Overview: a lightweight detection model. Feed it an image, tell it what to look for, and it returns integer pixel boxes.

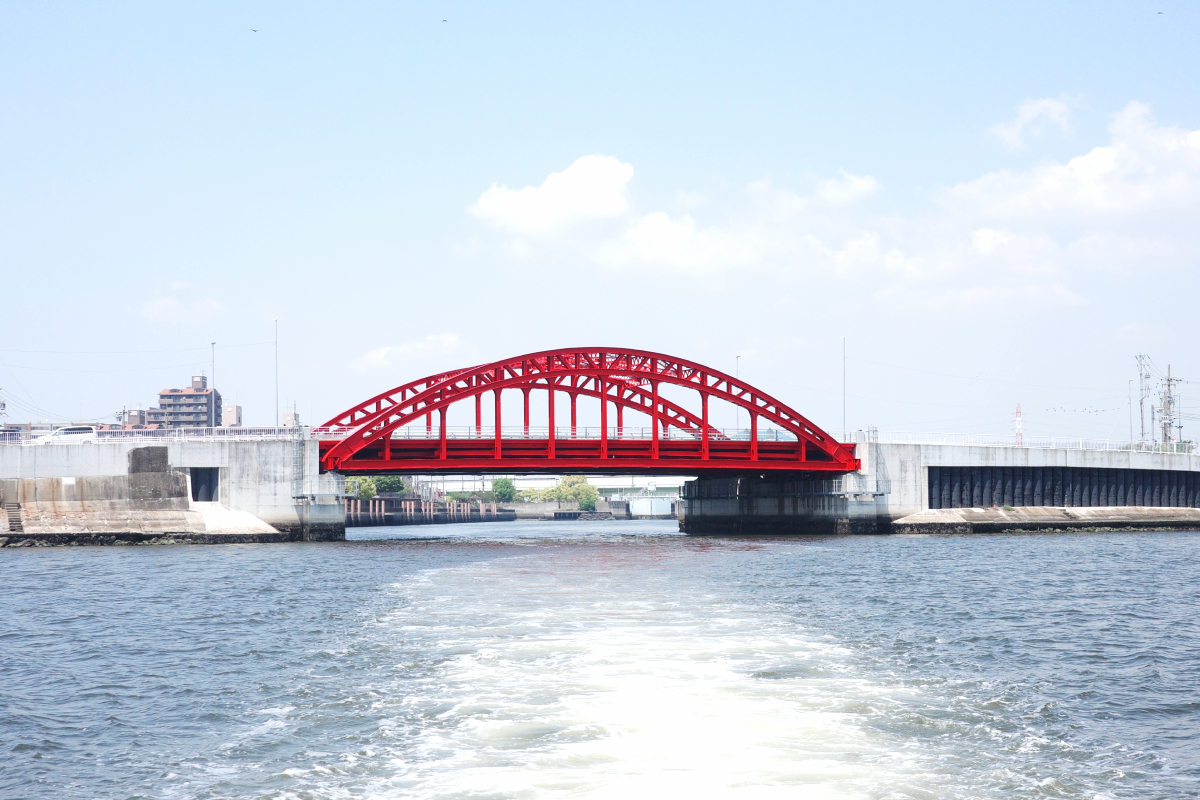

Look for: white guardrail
[854,431,1194,454]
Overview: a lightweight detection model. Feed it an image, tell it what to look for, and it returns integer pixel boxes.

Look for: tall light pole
[211,341,217,427]
[842,336,846,441]
[274,320,279,427]
[1128,379,1134,450]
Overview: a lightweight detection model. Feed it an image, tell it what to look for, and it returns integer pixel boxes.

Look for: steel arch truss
[317,348,859,475]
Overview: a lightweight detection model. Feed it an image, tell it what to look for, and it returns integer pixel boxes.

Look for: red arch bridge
[316,348,859,476]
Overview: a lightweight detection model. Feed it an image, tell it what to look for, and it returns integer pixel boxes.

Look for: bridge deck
[320,435,849,475]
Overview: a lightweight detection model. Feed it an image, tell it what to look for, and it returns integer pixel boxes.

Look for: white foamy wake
[347,552,940,800]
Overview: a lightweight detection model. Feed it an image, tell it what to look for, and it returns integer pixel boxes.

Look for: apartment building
[147,375,223,428]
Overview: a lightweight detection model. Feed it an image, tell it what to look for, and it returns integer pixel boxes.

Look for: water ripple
[1,523,1198,799]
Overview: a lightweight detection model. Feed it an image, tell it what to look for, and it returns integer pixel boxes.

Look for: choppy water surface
[3,523,1199,799]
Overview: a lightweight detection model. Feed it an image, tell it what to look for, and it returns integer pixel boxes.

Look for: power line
[846,356,1112,391]
[0,341,273,355]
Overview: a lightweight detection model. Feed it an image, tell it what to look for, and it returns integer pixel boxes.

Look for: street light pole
[274,320,279,427]
[211,341,217,426]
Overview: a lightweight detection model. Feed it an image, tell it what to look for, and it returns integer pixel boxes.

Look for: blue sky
[2,1,1198,440]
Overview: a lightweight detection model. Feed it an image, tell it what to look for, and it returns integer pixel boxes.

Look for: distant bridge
[316,348,859,475]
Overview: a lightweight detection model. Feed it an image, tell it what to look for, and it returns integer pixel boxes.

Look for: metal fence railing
[855,431,1195,454]
[0,426,305,446]
[313,426,802,442]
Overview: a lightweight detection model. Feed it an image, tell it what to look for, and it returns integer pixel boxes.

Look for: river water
[3,522,1199,799]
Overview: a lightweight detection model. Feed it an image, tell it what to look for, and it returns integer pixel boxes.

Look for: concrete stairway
[5,503,23,532]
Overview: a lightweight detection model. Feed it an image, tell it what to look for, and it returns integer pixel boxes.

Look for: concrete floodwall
[0,436,344,543]
[862,441,1200,520]
[681,441,1200,535]
[506,501,581,519]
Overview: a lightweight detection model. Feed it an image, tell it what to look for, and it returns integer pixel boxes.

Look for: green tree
[348,477,377,501]
[373,475,407,494]
[517,476,598,511]
[492,477,517,502]
[559,475,599,511]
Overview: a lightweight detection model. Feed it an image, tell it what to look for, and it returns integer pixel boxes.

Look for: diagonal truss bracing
[318,348,859,474]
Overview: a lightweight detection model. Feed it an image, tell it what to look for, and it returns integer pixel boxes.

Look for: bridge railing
[0,427,307,445]
[857,431,1196,454]
[312,425,802,442]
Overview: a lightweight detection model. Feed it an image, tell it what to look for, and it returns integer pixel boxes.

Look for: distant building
[146,375,223,429]
[282,411,301,428]
[222,404,242,427]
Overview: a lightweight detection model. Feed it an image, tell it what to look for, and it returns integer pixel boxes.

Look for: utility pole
[274,320,279,428]
[211,342,216,389]
[1160,364,1181,449]
[842,336,846,441]
[1136,354,1151,447]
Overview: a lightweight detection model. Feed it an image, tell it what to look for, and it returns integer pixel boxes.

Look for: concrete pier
[0,433,345,546]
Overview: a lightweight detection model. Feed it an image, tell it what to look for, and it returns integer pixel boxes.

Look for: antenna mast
[1136,354,1151,447]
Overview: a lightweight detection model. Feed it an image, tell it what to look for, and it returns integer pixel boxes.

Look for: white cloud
[141,295,225,321]
[960,102,1200,218]
[594,213,795,275]
[971,227,1014,255]
[988,97,1072,149]
[350,333,461,371]
[467,103,1200,308]
[470,154,634,236]
[814,170,881,206]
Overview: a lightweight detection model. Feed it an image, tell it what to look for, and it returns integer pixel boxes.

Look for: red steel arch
[317,348,859,475]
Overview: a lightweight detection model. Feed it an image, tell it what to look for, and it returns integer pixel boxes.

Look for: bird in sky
[251,28,259,32]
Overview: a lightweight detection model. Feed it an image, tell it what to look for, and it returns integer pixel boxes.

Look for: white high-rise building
[222,404,242,427]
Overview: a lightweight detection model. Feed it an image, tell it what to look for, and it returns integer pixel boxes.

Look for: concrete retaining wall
[507,501,580,519]
[0,438,345,544]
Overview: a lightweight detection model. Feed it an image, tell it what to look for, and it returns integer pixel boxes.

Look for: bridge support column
[523,389,530,437]
[600,379,608,459]
[570,392,577,438]
[494,389,502,458]
[547,383,555,459]
[475,394,482,438]
[439,409,447,460]
[651,381,660,459]
[701,390,709,460]
[750,411,758,461]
